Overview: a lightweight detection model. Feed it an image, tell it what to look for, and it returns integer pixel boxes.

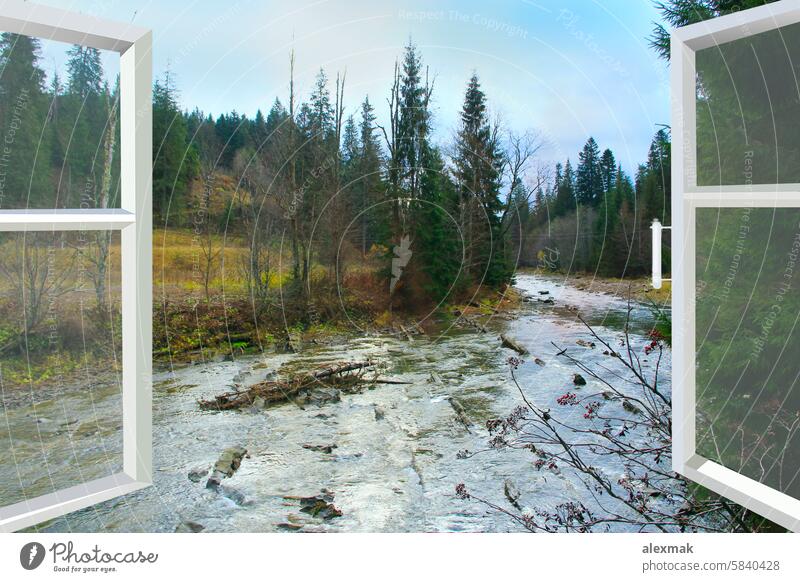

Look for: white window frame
[671,0,800,532]
[0,1,151,532]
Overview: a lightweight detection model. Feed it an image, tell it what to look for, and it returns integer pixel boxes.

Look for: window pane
[695,23,800,186]
[695,207,800,498]
[0,230,123,508]
[0,32,120,209]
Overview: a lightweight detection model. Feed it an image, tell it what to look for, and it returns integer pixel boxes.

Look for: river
[6,273,672,532]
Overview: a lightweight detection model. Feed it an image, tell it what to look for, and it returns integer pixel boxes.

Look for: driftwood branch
[199,360,374,410]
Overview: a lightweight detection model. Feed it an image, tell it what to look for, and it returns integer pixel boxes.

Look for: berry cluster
[557,392,578,406]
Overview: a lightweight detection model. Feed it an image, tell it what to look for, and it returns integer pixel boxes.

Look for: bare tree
[456,303,761,532]
[500,129,547,236]
[0,233,75,354]
[235,149,278,307]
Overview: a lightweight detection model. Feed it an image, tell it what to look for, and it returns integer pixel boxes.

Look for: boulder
[206,446,248,489]
[572,373,587,386]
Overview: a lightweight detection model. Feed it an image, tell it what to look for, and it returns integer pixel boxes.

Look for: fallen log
[501,334,529,355]
[198,360,374,411]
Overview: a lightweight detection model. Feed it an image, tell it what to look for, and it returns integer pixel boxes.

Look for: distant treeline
[518,131,671,277]
[1,29,671,315]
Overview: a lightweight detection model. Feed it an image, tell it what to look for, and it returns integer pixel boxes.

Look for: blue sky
[35,0,670,175]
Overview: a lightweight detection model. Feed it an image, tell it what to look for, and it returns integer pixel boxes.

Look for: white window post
[0,0,152,532]
[670,0,800,532]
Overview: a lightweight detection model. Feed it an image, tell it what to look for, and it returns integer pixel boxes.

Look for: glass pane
[0,230,123,507]
[0,32,121,209]
[695,23,800,186]
[696,207,800,499]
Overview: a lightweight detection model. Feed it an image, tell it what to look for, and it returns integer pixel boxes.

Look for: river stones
[206,446,248,489]
[374,405,386,421]
[175,520,205,533]
[572,373,587,386]
[284,490,343,520]
[576,339,596,348]
[297,387,341,406]
[219,484,251,506]
[188,467,208,483]
[622,400,642,415]
[298,495,342,520]
[504,478,522,510]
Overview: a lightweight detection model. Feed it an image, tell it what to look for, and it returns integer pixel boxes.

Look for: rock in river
[504,478,522,510]
[175,520,205,533]
[206,446,248,489]
[188,467,208,483]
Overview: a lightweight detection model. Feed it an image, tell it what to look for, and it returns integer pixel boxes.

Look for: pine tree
[66,45,103,99]
[341,115,359,166]
[576,137,602,206]
[309,68,334,140]
[453,73,508,287]
[412,145,463,302]
[397,41,430,199]
[553,159,576,217]
[355,96,387,255]
[152,71,198,224]
[62,44,107,206]
[599,148,617,194]
[0,33,51,208]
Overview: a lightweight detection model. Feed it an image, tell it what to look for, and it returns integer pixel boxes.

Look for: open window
[670,1,800,532]
[0,1,151,532]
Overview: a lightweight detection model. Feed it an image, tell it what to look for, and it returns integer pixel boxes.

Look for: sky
[29,0,670,176]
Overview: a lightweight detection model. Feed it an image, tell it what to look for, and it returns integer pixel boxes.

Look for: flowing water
[5,273,671,532]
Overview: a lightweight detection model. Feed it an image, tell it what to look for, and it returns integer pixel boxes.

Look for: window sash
[0,0,151,532]
[671,1,800,532]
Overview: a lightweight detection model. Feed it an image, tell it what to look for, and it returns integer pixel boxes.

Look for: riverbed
[7,273,671,532]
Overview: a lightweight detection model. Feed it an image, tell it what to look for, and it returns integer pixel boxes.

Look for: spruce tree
[413,145,463,302]
[576,137,602,206]
[453,73,508,287]
[152,71,198,224]
[552,159,576,217]
[397,42,430,199]
[599,148,617,194]
[356,96,386,255]
[0,33,51,208]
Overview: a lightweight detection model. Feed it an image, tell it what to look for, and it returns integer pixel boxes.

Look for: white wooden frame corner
[0,0,152,532]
